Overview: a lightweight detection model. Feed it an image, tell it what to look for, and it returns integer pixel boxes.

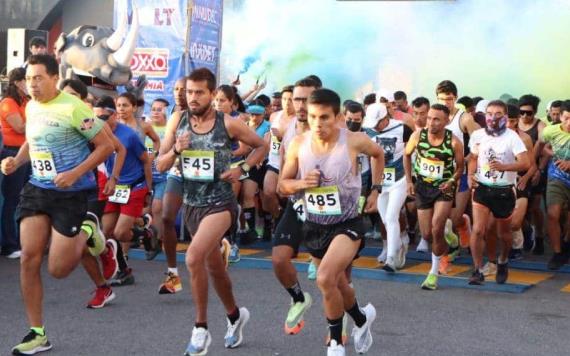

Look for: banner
[115,0,187,116]
[187,0,223,77]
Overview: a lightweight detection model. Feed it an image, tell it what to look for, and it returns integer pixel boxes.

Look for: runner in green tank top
[404,104,464,290]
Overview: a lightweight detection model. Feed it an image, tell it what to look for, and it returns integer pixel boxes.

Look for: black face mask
[346,120,362,132]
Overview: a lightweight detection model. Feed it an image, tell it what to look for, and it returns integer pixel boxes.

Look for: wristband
[173,146,181,156]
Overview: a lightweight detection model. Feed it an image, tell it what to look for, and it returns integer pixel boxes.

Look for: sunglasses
[520,110,534,116]
[97,114,111,121]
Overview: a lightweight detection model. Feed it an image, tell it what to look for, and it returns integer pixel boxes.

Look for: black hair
[187,67,216,91]
[345,101,365,116]
[306,75,322,88]
[394,91,407,101]
[29,37,47,48]
[435,80,458,97]
[27,54,58,76]
[472,96,484,106]
[272,91,281,99]
[256,94,271,107]
[561,100,570,114]
[308,88,341,115]
[230,86,246,112]
[507,104,520,118]
[518,94,540,113]
[117,92,137,106]
[487,100,508,113]
[457,96,474,109]
[550,100,563,109]
[294,77,318,89]
[217,84,235,103]
[411,96,430,109]
[281,85,294,94]
[2,67,26,106]
[62,79,88,100]
[363,93,376,106]
[94,95,116,111]
[430,103,450,116]
[153,98,170,107]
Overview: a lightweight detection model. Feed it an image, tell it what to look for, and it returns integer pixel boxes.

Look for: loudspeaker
[6,29,48,72]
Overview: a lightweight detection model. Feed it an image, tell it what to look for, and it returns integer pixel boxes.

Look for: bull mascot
[54,5,146,115]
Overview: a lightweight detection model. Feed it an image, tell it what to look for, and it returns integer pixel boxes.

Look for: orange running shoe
[158,272,182,294]
[458,214,472,249]
[438,255,450,275]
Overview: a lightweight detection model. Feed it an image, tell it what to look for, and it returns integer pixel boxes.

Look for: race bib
[382,167,396,187]
[31,151,57,180]
[108,184,131,204]
[305,186,342,216]
[480,164,508,185]
[293,199,306,222]
[418,157,444,180]
[230,160,249,180]
[270,134,281,155]
[181,150,215,181]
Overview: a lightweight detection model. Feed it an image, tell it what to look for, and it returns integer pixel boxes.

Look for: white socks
[168,267,179,276]
[430,253,441,275]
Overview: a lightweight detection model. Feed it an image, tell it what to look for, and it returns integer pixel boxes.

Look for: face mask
[347,120,362,132]
[485,114,507,137]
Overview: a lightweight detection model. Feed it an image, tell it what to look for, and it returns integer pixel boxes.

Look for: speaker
[6,29,48,72]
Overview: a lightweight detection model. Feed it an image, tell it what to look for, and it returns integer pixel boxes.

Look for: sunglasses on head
[520,110,534,116]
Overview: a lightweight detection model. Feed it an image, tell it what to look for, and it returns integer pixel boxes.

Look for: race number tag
[31,151,57,180]
[305,186,342,216]
[293,199,306,222]
[481,164,507,185]
[108,184,131,204]
[382,168,396,187]
[418,157,444,180]
[181,150,214,181]
[230,160,249,180]
[270,134,281,155]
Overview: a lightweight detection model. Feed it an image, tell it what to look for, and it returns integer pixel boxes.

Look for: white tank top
[267,111,284,169]
[446,109,465,145]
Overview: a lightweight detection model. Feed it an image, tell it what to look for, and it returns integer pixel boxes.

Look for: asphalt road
[1,256,570,356]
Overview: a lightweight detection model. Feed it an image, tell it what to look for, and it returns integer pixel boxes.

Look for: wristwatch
[371,184,383,194]
[239,162,251,174]
[173,146,181,156]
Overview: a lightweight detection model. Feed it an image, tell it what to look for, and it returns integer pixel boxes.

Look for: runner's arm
[73,130,114,179]
[226,117,268,168]
[404,131,420,184]
[156,112,180,172]
[278,136,305,195]
[460,112,481,135]
[144,122,161,154]
[451,135,465,183]
[518,132,537,184]
[140,151,153,191]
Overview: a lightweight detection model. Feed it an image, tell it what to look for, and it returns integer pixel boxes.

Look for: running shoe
[547,252,567,270]
[421,273,438,291]
[481,261,497,277]
[7,250,21,259]
[83,212,106,257]
[509,248,523,261]
[12,329,52,355]
[396,243,407,269]
[458,214,471,249]
[382,257,396,273]
[142,213,153,229]
[377,248,388,263]
[109,267,135,286]
[438,255,450,275]
[522,223,534,251]
[143,226,161,261]
[307,260,317,280]
[224,307,250,348]
[444,219,459,249]
[284,292,312,335]
[221,238,231,269]
[416,239,429,253]
[87,285,116,309]
[327,340,346,356]
[100,239,119,281]
[351,303,376,354]
[158,272,182,294]
[496,262,509,284]
[228,243,240,263]
[184,327,211,356]
[468,270,484,285]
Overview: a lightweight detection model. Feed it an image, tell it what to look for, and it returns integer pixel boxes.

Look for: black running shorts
[273,200,304,256]
[303,217,365,260]
[16,183,89,237]
[473,184,516,219]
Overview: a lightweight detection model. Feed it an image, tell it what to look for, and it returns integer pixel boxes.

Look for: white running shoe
[377,248,387,263]
[327,340,346,356]
[352,303,376,354]
[416,238,429,253]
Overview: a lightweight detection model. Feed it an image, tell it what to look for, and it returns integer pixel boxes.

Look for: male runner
[468,100,529,285]
[404,104,464,290]
[159,68,268,355]
[3,54,113,355]
[280,88,384,355]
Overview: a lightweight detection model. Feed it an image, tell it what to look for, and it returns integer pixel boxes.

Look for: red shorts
[97,171,108,201]
[104,186,148,218]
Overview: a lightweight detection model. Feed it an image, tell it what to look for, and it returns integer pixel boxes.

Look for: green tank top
[414,128,455,187]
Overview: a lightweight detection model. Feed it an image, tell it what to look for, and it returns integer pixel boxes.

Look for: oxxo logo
[130,48,169,78]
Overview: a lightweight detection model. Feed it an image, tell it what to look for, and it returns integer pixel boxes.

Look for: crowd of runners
[1,50,570,356]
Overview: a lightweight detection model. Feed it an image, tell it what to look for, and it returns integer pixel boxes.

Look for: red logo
[131,48,169,78]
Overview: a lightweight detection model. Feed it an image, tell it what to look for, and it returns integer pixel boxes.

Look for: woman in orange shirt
[0,67,30,259]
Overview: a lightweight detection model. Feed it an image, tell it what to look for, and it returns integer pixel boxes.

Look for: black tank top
[523,120,539,145]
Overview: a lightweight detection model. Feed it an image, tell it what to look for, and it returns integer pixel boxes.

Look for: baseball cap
[363,103,388,129]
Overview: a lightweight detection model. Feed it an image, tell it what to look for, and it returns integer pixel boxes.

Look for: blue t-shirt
[254,120,271,138]
[106,123,146,187]
[26,92,104,192]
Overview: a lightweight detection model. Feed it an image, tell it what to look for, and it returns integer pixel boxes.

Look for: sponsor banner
[188,0,223,76]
